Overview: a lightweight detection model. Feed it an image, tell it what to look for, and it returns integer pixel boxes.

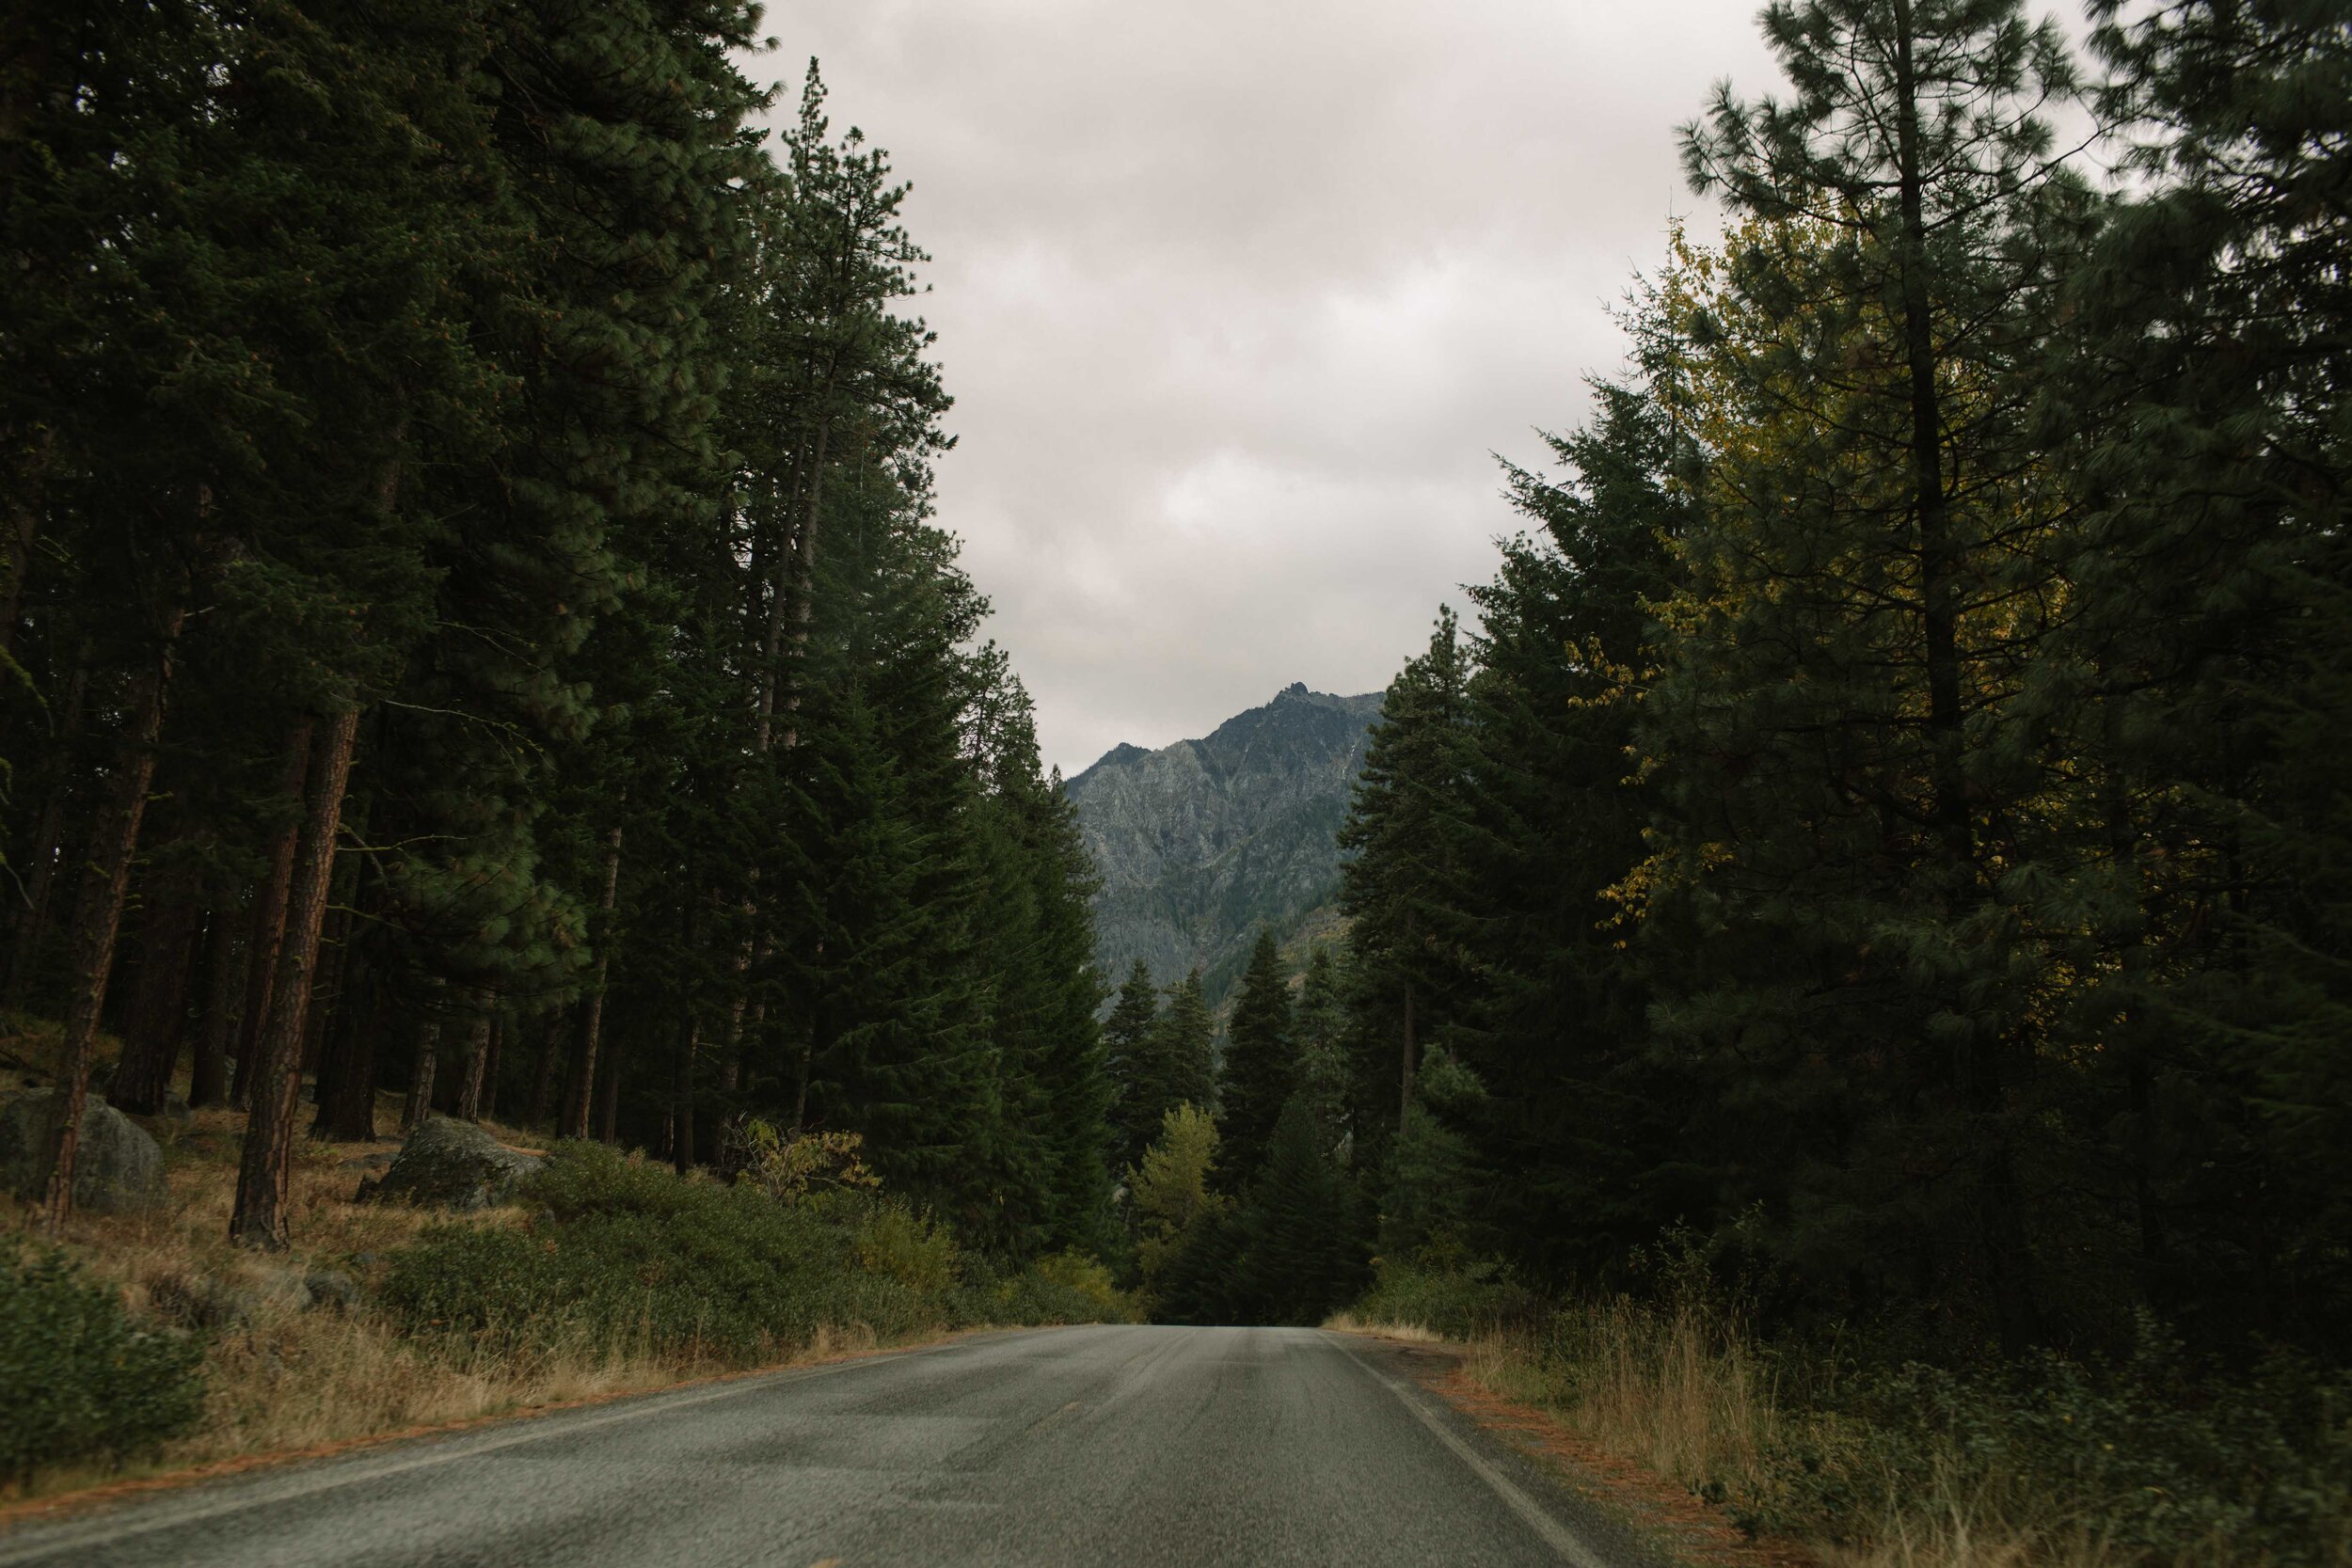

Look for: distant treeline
[1,3,1114,1259]
[1126,0,2352,1357]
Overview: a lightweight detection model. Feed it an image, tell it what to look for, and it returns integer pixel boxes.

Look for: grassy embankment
[0,1019,1133,1506]
[1335,1268,2351,1568]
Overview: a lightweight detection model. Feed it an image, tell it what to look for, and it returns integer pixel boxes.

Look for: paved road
[0,1325,1661,1568]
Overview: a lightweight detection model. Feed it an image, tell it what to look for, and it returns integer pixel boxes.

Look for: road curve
[0,1325,1663,1568]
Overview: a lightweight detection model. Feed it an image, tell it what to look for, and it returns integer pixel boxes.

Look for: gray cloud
[756,0,1786,773]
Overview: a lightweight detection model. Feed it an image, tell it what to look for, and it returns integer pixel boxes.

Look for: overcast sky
[752,0,1788,776]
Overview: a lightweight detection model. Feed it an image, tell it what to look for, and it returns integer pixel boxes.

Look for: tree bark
[479,1015,502,1122]
[39,614,184,1226]
[0,422,53,660]
[313,985,382,1142]
[107,865,206,1114]
[528,1007,564,1131]
[402,1019,439,1133]
[4,652,91,1006]
[1890,0,2042,1354]
[672,1013,698,1175]
[231,725,313,1109]
[564,818,623,1139]
[453,1010,491,1122]
[187,896,245,1108]
[596,1025,623,1145]
[300,898,352,1082]
[1398,981,1417,1135]
[230,708,359,1249]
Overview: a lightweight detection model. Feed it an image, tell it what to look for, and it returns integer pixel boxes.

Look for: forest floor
[0,1039,963,1514]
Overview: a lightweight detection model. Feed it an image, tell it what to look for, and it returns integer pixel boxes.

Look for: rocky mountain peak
[1067,685,1380,1006]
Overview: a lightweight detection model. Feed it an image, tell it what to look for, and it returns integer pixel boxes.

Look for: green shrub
[382,1144,940,1362]
[1804,1323,2352,1567]
[1348,1258,1542,1339]
[849,1198,960,1296]
[0,1248,205,1482]
[385,1145,1139,1363]
[1359,1263,2352,1568]
[992,1251,1137,1325]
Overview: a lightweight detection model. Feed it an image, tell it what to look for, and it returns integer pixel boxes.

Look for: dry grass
[1323,1312,1447,1342]
[1362,1302,2149,1568]
[0,1081,912,1507]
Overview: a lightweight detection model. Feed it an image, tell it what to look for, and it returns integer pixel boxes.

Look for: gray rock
[361,1115,544,1211]
[339,1150,398,1174]
[1065,684,1381,1006]
[0,1088,169,1212]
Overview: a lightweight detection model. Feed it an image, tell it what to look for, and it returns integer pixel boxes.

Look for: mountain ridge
[1066,683,1379,1007]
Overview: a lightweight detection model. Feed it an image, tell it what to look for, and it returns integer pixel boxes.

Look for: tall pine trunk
[528,1007,564,1130]
[232,726,313,1108]
[4,652,91,1006]
[1891,0,2040,1354]
[108,865,205,1114]
[1398,981,1417,1135]
[564,819,623,1139]
[0,423,52,658]
[314,995,382,1142]
[596,1027,623,1145]
[301,899,352,1084]
[230,708,359,1249]
[672,1014,698,1175]
[454,1012,491,1122]
[38,614,183,1225]
[187,896,245,1108]
[403,1019,439,1132]
[481,1017,502,1121]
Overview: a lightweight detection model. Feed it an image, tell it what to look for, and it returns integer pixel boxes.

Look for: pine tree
[1151,969,1216,1116]
[1651,0,2093,1349]
[1234,1096,1361,1325]
[1452,363,1705,1280]
[1338,611,1472,1164]
[1216,929,1295,1189]
[1103,958,1166,1172]
[2021,0,2352,1343]
[1289,947,1351,1153]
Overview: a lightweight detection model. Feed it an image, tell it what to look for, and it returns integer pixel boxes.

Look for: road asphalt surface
[0,1325,1666,1568]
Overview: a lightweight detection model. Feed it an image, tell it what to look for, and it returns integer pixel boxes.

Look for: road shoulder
[1327,1330,1815,1568]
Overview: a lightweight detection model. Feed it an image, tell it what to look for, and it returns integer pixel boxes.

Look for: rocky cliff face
[1066,684,1379,1005]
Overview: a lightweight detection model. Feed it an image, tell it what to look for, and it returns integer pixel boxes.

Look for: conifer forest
[3,0,2350,1563]
[0,2,1110,1253]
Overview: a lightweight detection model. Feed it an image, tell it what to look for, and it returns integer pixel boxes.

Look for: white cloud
[752,0,1794,771]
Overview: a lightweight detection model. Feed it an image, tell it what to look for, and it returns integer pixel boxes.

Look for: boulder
[360,1115,543,1211]
[0,1089,169,1213]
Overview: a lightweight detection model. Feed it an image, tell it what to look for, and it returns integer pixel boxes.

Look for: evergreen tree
[1216,928,1295,1189]
[1338,611,1472,1166]
[1289,947,1351,1153]
[1150,969,1216,1116]
[1236,1095,1362,1326]
[1103,958,1166,1173]
[1650,0,2092,1349]
[2021,0,2352,1346]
